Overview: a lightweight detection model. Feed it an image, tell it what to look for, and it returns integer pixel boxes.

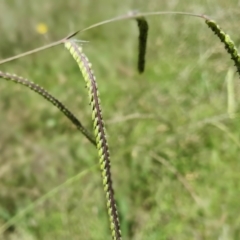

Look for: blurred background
[0,0,240,239]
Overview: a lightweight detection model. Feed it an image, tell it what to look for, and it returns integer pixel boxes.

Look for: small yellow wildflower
[36,23,48,34]
[185,172,199,181]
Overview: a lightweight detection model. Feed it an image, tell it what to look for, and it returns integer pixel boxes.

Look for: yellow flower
[185,172,198,181]
[36,23,48,34]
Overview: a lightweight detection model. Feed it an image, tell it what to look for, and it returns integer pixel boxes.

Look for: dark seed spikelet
[206,19,240,75]
[64,40,122,240]
[0,71,96,146]
[136,17,149,73]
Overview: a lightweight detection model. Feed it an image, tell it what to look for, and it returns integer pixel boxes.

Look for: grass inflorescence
[206,19,240,75]
[0,71,96,146]
[1,5,240,239]
[64,40,122,240]
[136,17,149,73]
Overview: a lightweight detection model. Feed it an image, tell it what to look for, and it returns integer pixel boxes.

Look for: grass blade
[226,68,236,118]
[0,166,96,234]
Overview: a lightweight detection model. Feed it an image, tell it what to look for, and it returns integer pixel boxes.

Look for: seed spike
[65,40,122,240]
[136,16,149,73]
[206,19,240,75]
[0,71,96,146]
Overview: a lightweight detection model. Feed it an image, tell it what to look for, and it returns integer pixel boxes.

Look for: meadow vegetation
[0,0,240,239]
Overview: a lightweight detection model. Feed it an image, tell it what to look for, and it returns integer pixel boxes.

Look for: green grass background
[0,0,240,239]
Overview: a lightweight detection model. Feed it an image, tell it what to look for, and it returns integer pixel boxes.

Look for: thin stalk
[65,40,122,240]
[0,11,207,65]
[0,31,79,65]
[0,71,96,146]
[80,11,208,33]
